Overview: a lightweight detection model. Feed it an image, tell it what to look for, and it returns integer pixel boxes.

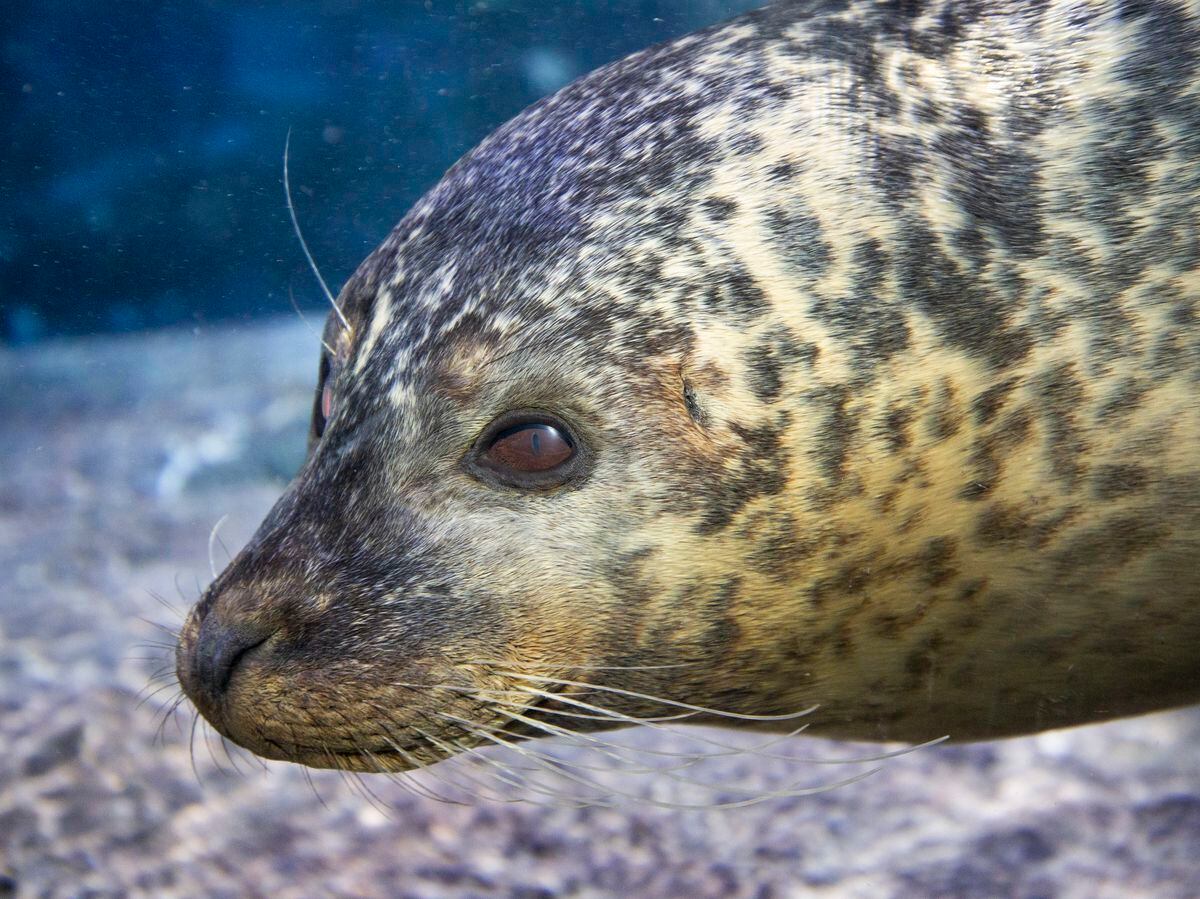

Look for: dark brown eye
[466,411,590,490]
[485,423,574,472]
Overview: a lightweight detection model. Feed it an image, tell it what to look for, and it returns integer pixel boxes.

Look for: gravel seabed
[2,318,1198,898]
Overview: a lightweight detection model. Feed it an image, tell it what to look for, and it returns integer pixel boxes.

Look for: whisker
[349,764,395,819]
[418,718,610,808]
[370,717,475,805]
[357,748,428,802]
[283,129,350,332]
[447,710,884,810]
[218,734,247,778]
[207,514,230,581]
[302,764,330,810]
[135,681,181,710]
[497,670,821,722]
[432,712,666,807]
[201,721,230,776]
[289,283,335,356]
[136,616,181,640]
[404,724,531,805]
[465,659,693,673]
[507,683,821,758]
[460,682,703,726]
[153,690,189,744]
[146,589,184,620]
[441,709,826,797]
[480,710,721,777]
[188,711,203,787]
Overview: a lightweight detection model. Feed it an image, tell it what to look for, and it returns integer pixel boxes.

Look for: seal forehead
[337,18,814,388]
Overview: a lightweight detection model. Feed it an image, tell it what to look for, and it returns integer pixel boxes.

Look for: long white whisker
[283,128,350,332]
[423,716,620,808]
[497,670,821,722]
[488,709,726,776]
[289,282,335,356]
[507,684,948,766]
[406,723,559,805]
[464,659,693,672]
[370,718,475,805]
[207,514,229,581]
[439,711,881,810]
[473,687,698,724]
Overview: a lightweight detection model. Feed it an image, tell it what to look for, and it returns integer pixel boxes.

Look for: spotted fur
[178,0,1200,771]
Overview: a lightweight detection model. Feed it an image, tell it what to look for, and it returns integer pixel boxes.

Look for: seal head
[178,0,1200,771]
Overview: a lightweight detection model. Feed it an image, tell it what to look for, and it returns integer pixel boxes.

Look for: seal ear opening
[683,379,707,426]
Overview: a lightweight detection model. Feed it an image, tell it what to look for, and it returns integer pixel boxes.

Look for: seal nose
[190,604,274,700]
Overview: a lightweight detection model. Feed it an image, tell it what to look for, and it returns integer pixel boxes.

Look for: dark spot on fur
[701,266,768,322]
[873,134,920,206]
[606,547,658,607]
[1054,512,1168,573]
[898,223,1033,370]
[766,203,831,282]
[1096,378,1152,423]
[702,196,738,221]
[1092,463,1151,500]
[703,577,743,651]
[731,132,765,156]
[925,380,962,442]
[920,536,958,587]
[1035,364,1088,488]
[958,577,987,601]
[938,104,1046,260]
[880,404,914,452]
[971,377,1021,425]
[962,406,1034,499]
[769,159,798,181]
[808,386,857,484]
[746,511,819,582]
[975,503,1031,546]
[695,415,790,534]
[810,239,911,374]
[744,343,784,404]
[902,632,943,687]
[743,328,817,404]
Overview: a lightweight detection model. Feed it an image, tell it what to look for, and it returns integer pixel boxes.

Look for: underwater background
[2,0,759,344]
[2,2,1200,896]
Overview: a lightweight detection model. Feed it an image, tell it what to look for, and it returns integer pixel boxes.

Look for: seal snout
[192,611,272,697]
[177,585,279,725]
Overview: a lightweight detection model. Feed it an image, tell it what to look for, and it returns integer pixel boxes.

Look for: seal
[177,0,1200,773]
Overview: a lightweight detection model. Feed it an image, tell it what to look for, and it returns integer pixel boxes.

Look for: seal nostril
[193,612,274,698]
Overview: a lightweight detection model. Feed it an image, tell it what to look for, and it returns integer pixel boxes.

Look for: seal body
[178,0,1200,771]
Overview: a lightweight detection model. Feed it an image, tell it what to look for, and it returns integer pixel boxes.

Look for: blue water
[0,0,761,345]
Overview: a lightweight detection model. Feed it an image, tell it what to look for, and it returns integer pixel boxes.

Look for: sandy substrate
[1,318,1198,898]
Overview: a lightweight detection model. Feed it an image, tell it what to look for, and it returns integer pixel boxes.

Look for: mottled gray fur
[179,0,1200,771]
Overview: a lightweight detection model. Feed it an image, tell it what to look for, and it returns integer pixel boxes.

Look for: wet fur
[178,0,1200,773]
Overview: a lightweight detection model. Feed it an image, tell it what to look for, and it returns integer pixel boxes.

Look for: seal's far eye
[321,382,334,424]
[485,423,574,473]
[312,354,334,439]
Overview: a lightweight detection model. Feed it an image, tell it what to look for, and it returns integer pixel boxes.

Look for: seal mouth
[235,682,567,773]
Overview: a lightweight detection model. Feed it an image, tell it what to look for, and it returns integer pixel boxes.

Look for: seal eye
[312,354,334,439]
[485,423,574,472]
[466,411,589,490]
[321,383,334,426]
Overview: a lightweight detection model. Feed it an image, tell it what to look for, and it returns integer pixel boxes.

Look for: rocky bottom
[1,319,1198,898]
